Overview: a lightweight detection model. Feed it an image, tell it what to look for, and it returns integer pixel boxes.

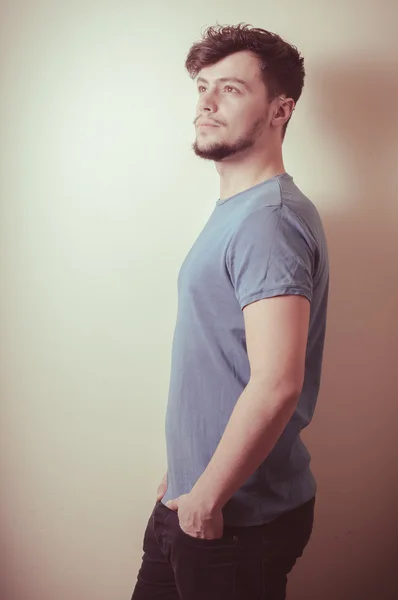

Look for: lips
[196,120,220,127]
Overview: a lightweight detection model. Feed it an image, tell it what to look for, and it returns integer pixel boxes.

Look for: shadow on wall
[291,60,398,600]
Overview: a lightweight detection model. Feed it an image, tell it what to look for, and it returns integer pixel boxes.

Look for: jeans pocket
[165,508,236,547]
[177,522,233,546]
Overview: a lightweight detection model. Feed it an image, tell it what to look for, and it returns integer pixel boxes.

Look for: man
[132,23,329,600]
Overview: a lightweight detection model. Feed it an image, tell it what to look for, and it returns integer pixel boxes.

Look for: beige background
[1,1,397,599]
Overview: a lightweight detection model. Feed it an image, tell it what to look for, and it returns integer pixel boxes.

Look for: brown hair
[185,23,305,137]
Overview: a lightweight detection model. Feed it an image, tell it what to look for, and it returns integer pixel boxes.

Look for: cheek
[225,99,258,123]
[228,113,253,134]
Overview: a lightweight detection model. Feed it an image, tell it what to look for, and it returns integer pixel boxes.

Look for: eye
[198,86,206,93]
[224,86,237,93]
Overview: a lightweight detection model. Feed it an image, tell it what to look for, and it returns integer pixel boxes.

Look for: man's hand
[166,493,224,540]
[156,472,168,502]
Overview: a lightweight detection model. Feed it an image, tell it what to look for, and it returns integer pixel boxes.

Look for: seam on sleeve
[239,286,313,309]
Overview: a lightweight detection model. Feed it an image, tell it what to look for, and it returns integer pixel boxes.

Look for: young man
[132,23,329,600]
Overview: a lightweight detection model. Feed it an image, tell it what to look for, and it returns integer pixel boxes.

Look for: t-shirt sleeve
[226,205,315,310]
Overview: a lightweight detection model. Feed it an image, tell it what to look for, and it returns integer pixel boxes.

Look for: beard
[193,117,266,161]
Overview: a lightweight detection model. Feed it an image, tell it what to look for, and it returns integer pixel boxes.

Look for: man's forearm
[190,378,299,510]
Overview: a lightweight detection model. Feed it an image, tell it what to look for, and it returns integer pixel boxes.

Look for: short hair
[185,23,305,137]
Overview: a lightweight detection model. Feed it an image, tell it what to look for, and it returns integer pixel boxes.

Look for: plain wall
[1,1,397,599]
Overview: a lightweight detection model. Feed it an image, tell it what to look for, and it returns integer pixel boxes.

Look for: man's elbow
[249,372,303,408]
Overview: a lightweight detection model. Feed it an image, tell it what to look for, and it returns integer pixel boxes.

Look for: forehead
[197,51,262,86]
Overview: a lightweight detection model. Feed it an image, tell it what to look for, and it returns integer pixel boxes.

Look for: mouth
[196,121,220,128]
[196,121,219,127]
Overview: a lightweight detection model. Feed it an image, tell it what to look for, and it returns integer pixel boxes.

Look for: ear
[271,97,295,129]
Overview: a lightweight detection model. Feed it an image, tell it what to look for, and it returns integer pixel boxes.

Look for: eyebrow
[197,76,250,90]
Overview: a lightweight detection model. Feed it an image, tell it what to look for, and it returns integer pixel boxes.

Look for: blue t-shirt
[161,173,329,526]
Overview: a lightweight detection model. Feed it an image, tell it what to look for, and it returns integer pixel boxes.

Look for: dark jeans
[131,496,315,600]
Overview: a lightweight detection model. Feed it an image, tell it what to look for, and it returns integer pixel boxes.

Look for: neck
[216,146,286,201]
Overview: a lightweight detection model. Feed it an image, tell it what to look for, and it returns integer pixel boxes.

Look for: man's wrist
[189,477,227,512]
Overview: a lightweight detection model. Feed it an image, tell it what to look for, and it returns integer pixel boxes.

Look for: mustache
[193,116,224,126]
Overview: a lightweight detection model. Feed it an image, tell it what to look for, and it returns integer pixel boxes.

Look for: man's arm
[190,294,310,511]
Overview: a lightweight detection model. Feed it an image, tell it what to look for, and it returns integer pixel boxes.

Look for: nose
[198,89,218,114]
